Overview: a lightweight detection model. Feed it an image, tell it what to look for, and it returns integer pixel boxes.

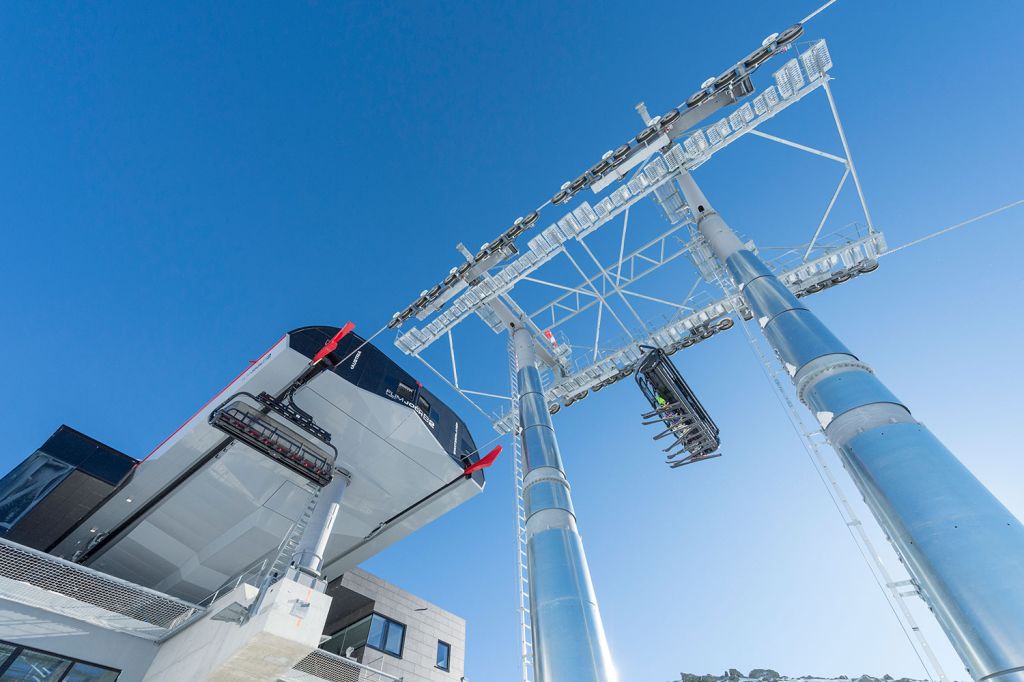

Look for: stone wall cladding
[336,569,466,681]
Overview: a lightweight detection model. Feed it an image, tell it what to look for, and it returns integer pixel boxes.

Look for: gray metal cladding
[525,478,575,519]
[514,325,615,682]
[763,308,854,372]
[836,423,1024,679]
[725,250,852,372]
[519,363,566,471]
[527,527,616,682]
[676,169,1024,679]
[802,369,905,426]
[518,366,545,397]
[520,389,551,431]
[725,249,774,286]
[522,416,564,471]
[742,276,805,323]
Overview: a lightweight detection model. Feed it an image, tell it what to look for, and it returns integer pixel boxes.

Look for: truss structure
[383,30,976,681]
[391,37,884,436]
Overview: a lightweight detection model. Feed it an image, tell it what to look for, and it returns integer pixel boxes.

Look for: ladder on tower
[242,480,323,623]
[706,253,949,682]
[267,481,323,580]
[508,336,534,682]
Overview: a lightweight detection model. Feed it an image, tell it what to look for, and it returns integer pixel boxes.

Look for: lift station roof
[48,326,485,603]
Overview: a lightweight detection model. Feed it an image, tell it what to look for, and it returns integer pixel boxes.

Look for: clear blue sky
[2,2,1023,680]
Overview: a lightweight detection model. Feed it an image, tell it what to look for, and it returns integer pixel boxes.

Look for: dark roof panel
[40,425,137,486]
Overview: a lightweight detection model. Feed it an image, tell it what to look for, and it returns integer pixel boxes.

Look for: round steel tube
[677,170,1024,682]
[292,472,350,576]
[513,326,617,682]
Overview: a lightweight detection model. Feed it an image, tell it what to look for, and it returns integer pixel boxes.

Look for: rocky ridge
[670,669,936,682]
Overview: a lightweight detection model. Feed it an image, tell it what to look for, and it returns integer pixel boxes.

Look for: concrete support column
[677,170,1024,682]
[513,326,617,682]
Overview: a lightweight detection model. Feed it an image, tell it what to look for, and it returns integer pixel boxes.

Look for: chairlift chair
[634,346,721,468]
[209,391,337,487]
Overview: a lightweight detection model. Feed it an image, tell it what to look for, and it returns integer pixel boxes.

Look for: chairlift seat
[210,392,337,486]
[635,346,721,467]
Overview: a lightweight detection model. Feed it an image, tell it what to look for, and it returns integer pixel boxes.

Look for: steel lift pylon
[504,307,616,682]
[676,169,1024,682]
[384,16,1024,680]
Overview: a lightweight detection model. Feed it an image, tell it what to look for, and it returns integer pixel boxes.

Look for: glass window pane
[0,453,73,532]
[321,615,371,656]
[0,644,15,670]
[383,621,404,656]
[0,650,71,682]
[436,641,451,670]
[62,663,119,682]
[366,614,387,649]
[396,383,415,402]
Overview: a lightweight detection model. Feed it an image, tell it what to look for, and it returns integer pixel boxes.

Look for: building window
[0,640,119,681]
[366,614,405,658]
[320,614,372,658]
[396,382,415,402]
[0,452,73,534]
[435,640,451,671]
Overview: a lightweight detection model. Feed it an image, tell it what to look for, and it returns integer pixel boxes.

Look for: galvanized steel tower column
[292,471,350,577]
[513,325,617,682]
[676,170,1024,682]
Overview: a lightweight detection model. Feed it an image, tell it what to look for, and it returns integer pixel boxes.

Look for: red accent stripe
[138,335,287,463]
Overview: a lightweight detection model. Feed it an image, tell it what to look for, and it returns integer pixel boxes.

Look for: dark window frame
[435,639,451,672]
[396,382,415,403]
[0,639,120,681]
[320,613,373,658]
[365,613,406,659]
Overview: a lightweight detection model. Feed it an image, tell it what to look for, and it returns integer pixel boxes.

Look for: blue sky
[2,2,1023,680]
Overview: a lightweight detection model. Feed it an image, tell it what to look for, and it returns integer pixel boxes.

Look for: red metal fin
[312,322,356,365]
[463,445,502,476]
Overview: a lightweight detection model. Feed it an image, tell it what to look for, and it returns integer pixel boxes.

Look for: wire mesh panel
[0,538,203,639]
[289,650,403,682]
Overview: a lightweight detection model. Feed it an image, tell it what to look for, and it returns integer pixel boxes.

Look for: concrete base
[144,578,330,682]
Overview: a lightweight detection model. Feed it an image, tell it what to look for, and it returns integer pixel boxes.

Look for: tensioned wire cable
[333,324,390,367]
[800,0,840,25]
[881,199,1024,257]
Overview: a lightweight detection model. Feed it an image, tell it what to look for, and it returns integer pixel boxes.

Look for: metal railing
[0,538,204,640]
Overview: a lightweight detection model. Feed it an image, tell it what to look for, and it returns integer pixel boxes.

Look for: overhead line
[800,0,840,25]
[882,199,1024,257]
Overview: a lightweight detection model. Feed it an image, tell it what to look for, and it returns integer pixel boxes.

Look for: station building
[0,326,484,681]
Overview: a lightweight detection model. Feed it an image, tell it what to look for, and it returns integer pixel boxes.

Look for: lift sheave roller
[635,346,721,467]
